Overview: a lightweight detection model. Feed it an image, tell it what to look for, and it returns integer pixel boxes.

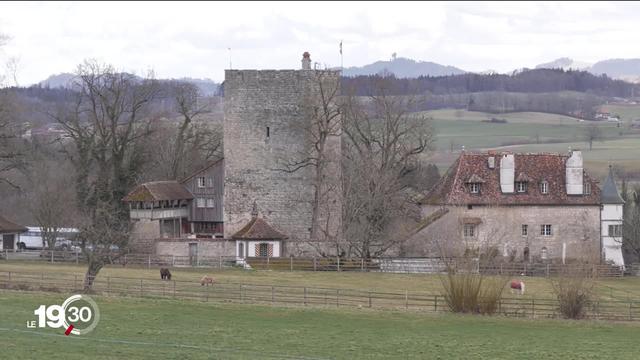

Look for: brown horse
[160,268,172,280]
[200,275,215,286]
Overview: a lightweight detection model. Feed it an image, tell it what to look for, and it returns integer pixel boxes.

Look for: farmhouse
[413,150,625,266]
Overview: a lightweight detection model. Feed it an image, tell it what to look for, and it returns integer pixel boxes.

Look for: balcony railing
[129,208,188,220]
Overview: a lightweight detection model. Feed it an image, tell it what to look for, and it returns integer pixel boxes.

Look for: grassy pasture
[2,261,640,302]
[417,109,640,178]
[1,290,640,359]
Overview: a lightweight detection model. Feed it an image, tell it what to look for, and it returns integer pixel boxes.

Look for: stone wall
[155,238,235,257]
[223,69,342,254]
[408,204,601,262]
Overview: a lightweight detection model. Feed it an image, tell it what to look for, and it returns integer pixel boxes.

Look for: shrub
[440,269,507,315]
[550,268,594,319]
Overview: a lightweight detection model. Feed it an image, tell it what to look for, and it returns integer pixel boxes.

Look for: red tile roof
[421,152,601,206]
[122,181,194,202]
[231,217,288,240]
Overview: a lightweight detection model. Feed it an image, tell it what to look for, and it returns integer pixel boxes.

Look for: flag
[339,41,342,55]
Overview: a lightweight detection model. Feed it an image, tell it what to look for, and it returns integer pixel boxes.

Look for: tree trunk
[83,260,103,292]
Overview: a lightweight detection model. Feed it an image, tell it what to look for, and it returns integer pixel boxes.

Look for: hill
[342,57,465,78]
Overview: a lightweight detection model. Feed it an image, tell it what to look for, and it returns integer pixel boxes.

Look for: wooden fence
[0,250,630,278]
[0,270,639,321]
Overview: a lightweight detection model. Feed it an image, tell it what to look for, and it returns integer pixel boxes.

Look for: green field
[2,291,640,359]
[418,108,640,179]
[2,261,640,302]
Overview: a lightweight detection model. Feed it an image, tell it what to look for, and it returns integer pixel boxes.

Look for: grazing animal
[200,275,215,286]
[160,268,172,281]
[510,280,525,295]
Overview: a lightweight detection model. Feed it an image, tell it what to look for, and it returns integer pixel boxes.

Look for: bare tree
[583,124,602,151]
[278,70,342,247]
[622,181,640,263]
[52,60,159,290]
[25,162,76,250]
[341,77,435,258]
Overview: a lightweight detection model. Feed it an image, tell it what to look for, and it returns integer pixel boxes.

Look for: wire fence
[1,270,639,321]
[0,249,632,277]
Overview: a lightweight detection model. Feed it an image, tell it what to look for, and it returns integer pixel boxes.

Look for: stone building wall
[408,204,601,262]
[155,238,235,257]
[223,69,342,255]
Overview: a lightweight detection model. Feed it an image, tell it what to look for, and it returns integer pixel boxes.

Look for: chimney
[301,52,311,70]
[566,151,583,195]
[500,154,515,193]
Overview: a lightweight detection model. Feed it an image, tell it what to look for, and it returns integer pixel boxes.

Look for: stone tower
[223,53,342,256]
[600,166,625,266]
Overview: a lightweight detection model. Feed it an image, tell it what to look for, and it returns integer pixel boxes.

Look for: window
[541,224,553,236]
[608,224,622,237]
[196,198,206,208]
[206,198,215,208]
[541,247,548,260]
[469,183,480,194]
[207,177,214,187]
[463,224,476,237]
[258,243,270,257]
[584,182,591,195]
[266,126,270,138]
[197,177,206,188]
[521,224,528,236]
[516,181,527,193]
[540,181,548,194]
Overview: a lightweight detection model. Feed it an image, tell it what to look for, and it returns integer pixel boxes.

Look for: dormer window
[466,174,485,194]
[540,181,548,194]
[516,181,527,193]
[197,177,206,188]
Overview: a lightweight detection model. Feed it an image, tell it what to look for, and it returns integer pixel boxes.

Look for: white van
[16,226,79,250]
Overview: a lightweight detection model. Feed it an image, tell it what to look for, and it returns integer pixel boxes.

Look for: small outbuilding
[0,215,27,251]
[233,202,287,260]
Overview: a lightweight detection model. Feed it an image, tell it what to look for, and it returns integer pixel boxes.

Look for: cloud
[0,1,639,85]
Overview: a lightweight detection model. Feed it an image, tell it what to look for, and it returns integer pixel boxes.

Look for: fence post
[629,300,633,321]
[337,257,341,272]
[546,264,550,277]
[148,255,151,269]
[290,256,293,272]
[304,287,307,306]
[7,271,11,288]
[313,257,317,271]
[361,258,364,271]
[173,280,176,299]
[524,263,527,276]
[140,279,143,297]
[336,289,340,307]
[41,273,44,289]
[405,290,409,310]
[271,286,274,305]
[74,275,78,291]
[76,249,79,264]
[107,277,111,295]
[267,256,270,271]
[434,295,438,312]
[240,284,244,303]
[172,255,175,267]
[51,250,54,263]
[219,255,222,269]
[368,291,372,308]
[532,298,535,318]
[4,249,7,261]
[124,254,127,268]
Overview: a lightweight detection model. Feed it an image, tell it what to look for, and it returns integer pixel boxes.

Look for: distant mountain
[341,57,465,78]
[38,73,76,88]
[535,57,592,71]
[590,59,640,81]
[37,73,219,96]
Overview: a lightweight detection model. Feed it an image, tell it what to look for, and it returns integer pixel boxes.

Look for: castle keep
[223,56,342,256]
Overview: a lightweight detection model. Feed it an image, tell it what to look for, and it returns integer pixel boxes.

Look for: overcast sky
[1,1,640,85]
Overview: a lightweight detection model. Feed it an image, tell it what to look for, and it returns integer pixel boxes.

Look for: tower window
[608,225,622,237]
[521,224,528,236]
[266,126,270,138]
